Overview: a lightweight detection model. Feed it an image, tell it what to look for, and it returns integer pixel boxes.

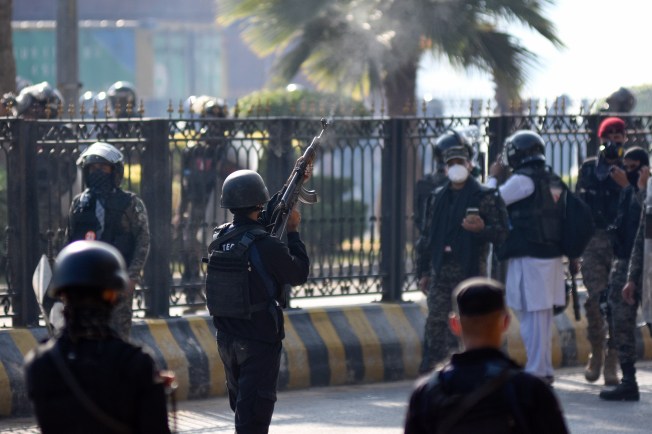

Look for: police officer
[404,278,569,434]
[415,131,468,234]
[175,95,230,309]
[65,142,150,339]
[24,240,171,433]
[600,147,649,401]
[13,82,77,251]
[493,130,567,384]
[107,81,137,117]
[576,117,629,384]
[415,142,509,374]
[206,169,309,434]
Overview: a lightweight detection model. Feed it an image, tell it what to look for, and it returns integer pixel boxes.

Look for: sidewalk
[3,361,652,433]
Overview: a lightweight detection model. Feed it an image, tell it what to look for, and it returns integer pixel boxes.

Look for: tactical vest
[577,159,622,229]
[498,166,563,260]
[204,224,275,320]
[69,189,136,265]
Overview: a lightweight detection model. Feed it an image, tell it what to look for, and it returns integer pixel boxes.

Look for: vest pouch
[205,250,252,319]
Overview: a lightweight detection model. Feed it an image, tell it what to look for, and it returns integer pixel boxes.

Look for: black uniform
[404,348,569,434]
[24,332,170,434]
[210,205,309,434]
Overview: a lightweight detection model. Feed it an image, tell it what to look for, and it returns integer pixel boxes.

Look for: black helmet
[221,170,270,209]
[434,130,473,165]
[502,130,546,169]
[14,81,64,118]
[77,142,125,187]
[49,240,129,297]
[107,81,137,117]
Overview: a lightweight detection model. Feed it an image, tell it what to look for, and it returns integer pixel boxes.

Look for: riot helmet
[49,240,129,297]
[191,95,228,118]
[434,130,473,166]
[502,130,546,169]
[78,91,95,117]
[77,142,125,188]
[220,170,270,209]
[107,81,137,117]
[14,81,64,119]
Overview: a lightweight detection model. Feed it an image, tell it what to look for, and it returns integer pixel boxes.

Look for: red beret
[598,117,626,138]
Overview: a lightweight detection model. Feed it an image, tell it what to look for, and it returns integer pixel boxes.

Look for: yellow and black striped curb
[2,302,652,417]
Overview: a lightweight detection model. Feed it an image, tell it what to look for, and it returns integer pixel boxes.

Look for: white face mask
[447,164,470,183]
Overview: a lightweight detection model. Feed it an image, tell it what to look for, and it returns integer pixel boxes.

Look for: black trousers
[217,331,282,434]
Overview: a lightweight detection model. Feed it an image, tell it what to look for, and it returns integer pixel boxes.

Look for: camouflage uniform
[66,192,150,339]
[416,179,508,373]
[609,258,638,365]
[581,229,613,349]
[576,158,622,358]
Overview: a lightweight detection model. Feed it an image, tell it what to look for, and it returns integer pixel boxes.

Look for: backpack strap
[208,224,259,253]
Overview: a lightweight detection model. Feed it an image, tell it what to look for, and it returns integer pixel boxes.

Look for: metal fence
[1,111,651,327]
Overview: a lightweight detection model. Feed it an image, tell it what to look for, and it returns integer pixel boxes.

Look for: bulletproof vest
[498,166,563,260]
[69,189,135,265]
[577,159,622,229]
[204,225,272,319]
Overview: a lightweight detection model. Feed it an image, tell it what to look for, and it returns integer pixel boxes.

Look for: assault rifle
[270,118,329,239]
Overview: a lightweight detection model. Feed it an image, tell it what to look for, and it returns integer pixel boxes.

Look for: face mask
[86,170,113,196]
[602,142,624,160]
[627,169,640,186]
[447,164,469,183]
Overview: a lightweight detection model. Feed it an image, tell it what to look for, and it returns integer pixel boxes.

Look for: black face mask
[86,171,113,196]
[627,169,640,186]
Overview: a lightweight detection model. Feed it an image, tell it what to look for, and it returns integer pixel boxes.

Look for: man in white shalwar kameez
[488,130,567,383]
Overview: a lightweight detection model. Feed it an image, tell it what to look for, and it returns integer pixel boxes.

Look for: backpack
[560,185,595,258]
[204,225,270,319]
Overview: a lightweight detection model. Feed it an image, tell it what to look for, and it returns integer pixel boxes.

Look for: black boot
[599,362,639,401]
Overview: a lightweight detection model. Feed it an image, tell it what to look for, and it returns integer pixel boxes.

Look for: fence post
[380,118,407,302]
[141,119,171,318]
[7,120,41,326]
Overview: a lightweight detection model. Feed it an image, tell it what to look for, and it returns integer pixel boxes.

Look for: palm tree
[0,0,16,96]
[217,0,563,115]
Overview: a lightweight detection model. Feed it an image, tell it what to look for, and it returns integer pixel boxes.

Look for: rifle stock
[270,118,329,238]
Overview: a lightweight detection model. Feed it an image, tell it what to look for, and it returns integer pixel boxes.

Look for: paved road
[3,361,652,433]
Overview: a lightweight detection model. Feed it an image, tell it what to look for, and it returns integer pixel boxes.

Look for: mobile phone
[466,207,479,217]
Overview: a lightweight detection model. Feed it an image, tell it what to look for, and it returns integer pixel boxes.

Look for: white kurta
[490,173,566,377]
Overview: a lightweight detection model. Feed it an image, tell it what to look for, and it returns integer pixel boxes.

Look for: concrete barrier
[1,301,652,417]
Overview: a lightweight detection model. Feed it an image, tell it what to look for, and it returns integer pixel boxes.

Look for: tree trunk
[382,60,418,117]
[0,0,16,95]
[493,75,521,115]
[381,58,419,243]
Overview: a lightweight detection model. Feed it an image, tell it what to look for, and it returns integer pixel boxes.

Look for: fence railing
[0,112,650,327]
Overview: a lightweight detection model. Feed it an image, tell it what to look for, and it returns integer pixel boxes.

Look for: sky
[417,0,652,106]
